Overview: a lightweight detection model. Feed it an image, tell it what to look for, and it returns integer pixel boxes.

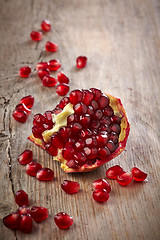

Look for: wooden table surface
[0,0,160,239]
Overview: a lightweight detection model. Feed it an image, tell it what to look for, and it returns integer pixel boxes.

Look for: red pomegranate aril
[110,132,118,143]
[30,31,42,41]
[54,212,73,229]
[110,124,121,135]
[98,147,110,159]
[15,190,29,206]
[41,19,51,32]
[3,212,20,230]
[69,89,83,105]
[92,179,111,193]
[45,144,58,156]
[76,56,87,68]
[94,109,103,120]
[45,41,58,52]
[87,106,94,116]
[111,115,122,124]
[66,160,79,169]
[93,189,109,202]
[36,168,54,181]
[116,172,133,186]
[62,145,75,160]
[96,134,109,147]
[33,113,46,126]
[19,66,31,78]
[59,97,70,109]
[84,147,97,159]
[82,90,94,105]
[26,162,42,177]
[57,72,69,84]
[19,214,33,233]
[74,103,87,115]
[67,114,78,125]
[19,95,34,109]
[61,180,80,194]
[51,133,63,148]
[70,123,82,134]
[43,123,52,130]
[52,106,62,115]
[12,109,27,123]
[107,140,117,153]
[32,125,44,138]
[44,110,53,124]
[90,100,98,111]
[103,106,114,117]
[98,124,111,133]
[131,167,147,182]
[17,206,31,216]
[79,114,90,126]
[85,136,97,147]
[98,95,109,109]
[36,61,48,70]
[64,138,75,147]
[80,129,92,139]
[106,165,123,180]
[17,149,33,165]
[100,116,111,125]
[56,84,69,96]
[59,126,71,138]
[90,88,102,101]
[73,152,87,166]
[48,59,61,71]
[42,75,57,87]
[31,206,49,223]
[75,140,85,151]
[37,68,50,80]
[90,120,100,129]
[16,103,31,115]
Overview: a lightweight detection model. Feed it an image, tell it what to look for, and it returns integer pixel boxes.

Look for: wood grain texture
[0,0,160,239]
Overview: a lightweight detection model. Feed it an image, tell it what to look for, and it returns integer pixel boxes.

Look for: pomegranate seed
[31,206,49,223]
[57,72,69,84]
[131,167,147,181]
[90,120,100,129]
[36,62,48,70]
[64,139,76,148]
[17,149,33,165]
[98,147,110,159]
[41,19,51,32]
[74,140,85,151]
[17,206,31,215]
[106,165,124,179]
[69,89,83,105]
[103,106,114,117]
[32,125,44,138]
[54,212,73,229]
[110,124,121,135]
[45,144,58,156]
[90,100,98,110]
[90,88,102,101]
[16,103,31,115]
[59,126,71,138]
[12,109,27,123]
[19,95,34,108]
[19,66,31,78]
[74,103,87,115]
[79,114,90,126]
[111,115,122,124]
[42,75,57,87]
[30,31,42,41]
[62,145,75,160]
[92,189,109,202]
[61,180,80,194]
[76,56,87,68]
[56,84,69,96]
[70,123,82,134]
[66,160,79,169]
[52,106,62,115]
[109,132,118,143]
[94,110,103,120]
[26,162,42,177]
[59,97,70,109]
[107,140,117,153]
[84,147,97,159]
[96,134,109,147]
[80,129,92,139]
[33,113,46,126]
[45,41,58,52]
[44,110,53,124]
[85,136,97,147]
[100,116,111,125]
[73,152,87,166]
[37,68,50,80]
[36,168,54,181]
[82,90,94,105]
[98,95,109,109]
[48,59,61,71]
[116,172,133,186]
[3,212,20,230]
[19,214,33,233]
[87,106,94,116]
[98,125,111,133]
[15,190,29,206]
[51,133,63,148]
[92,179,111,193]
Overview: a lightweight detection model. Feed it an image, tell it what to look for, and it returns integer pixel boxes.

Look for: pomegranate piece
[116,172,133,186]
[36,61,48,70]
[45,41,58,52]
[56,84,69,96]
[26,162,42,176]
[92,179,111,193]
[42,75,57,87]
[30,31,42,41]
[76,56,87,68]
[41,19,51,32]
[19,95,34,108]
[57,72,69,84]
[92,189,109,202]
[36,168,54,181]
[3,212,20,230]
[61,180,80,194]
[31,206,49,223]
[131,167,147,181]
[19,66,31,78]
[16,103,31,115]
[12,109,27,123]
[15,190,29,206]
[48,59,61,71]
[54,212,73,229]
[17,149,33,165]
[19,214,33,233]
[106,165,124,179]
[37,68,50,80]
[17,206,31,215]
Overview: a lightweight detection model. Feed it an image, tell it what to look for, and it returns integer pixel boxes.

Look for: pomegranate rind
[28,93,130,173]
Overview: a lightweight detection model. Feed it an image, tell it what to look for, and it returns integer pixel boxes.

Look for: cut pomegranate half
[28,88,130,173]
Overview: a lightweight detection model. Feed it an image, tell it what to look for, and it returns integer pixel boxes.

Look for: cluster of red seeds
[12,95,34,123]
[92,179,111,202]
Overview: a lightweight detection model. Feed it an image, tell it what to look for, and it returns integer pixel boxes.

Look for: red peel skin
[28,92,130,173]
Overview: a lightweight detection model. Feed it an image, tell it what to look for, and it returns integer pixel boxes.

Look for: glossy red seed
[36,168,54,181]
[61,180,80,194]
[57,72,69,84]
[66,160,79,169]
[45,41,58,52]
[92,179,111,193]
[93,189,109,202]
[97,147,110,159]
[116,172,133,186]
[48,59,61,71]
[17,206,31,216]
[103,106,114,117]
[62,145,75,160]
[16,103,31,115]
[111,115,122,124]
[98,95,109,109]
[80,129,92,139]
[32,125,44,138]
[17,149,33,165]
[70,123,82,134]
[69,89,83,105]
[31,206,49,223]
[67,114,78,124]
[90,100,98,110]
[56,84,69,96]
[82,90,94,105]
[107,140,117,153]
[90,120,100,129]
[42,75,57,87]
[131,167,147,181]
[94,109,103,120]
[12,109,27,123]
[3,212,20,230]
[110,124,121,135]
[90,88,102,101]
[84,147,97,159]
[98,125,111,133]
[44,110,53,124]
[109,132,118,143]
[26,162,42,177]
[96,134,109,147]
[15,190,29,206]
[100,116,111,125]
[45,144,58,156]
[59,126,71,138]
[37,68,50,80]
[41,19,51,32]
[19,66,31,78]
[52,106,62,115]
[19,214,33,233]
[76,56,87,68]
[87,106,94,116]
[19,95,34,108]
[73,152,87,166]
[74,103,87,115]
[30,31,42,41]
[33,113,46,126]
[59,97,70,109]
[51,133,63,148]
[74,139,85,151]
[79,114,90,126]
[85,136,97,147]
[64,138,76,147]
[54,212,73,229]
[36,62,48,70]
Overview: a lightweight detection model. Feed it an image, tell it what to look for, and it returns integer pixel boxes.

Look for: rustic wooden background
[0,0,160,239]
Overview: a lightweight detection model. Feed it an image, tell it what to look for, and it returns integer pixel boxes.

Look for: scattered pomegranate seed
[19,95,34,109]
[31,206,49,223]
[36,62,48,70]
[36,168,54,181]
[37,68,50,80]
[92,189,109,202]
[76,56,87,68]
[42,75,57,87]
[131,167,147,182]
[15,103,31,115]
[12,109,27,123]
[19,214,33,233]
[45,41,58,52]
[54,212,73,229]
[41,19,51,32]
[19,66,31,78]
[15,190,29,206]
[48,59,61,71]
[30,31,42,41]
[57,72,69,84]
[92,179,111,193]
[61,180,80,194]
[26,162,42,177]
[56,84,69,96]
[116,172,133,186]
[3,212,20,230]
[17,206,31,215]
[17,149,33,165]
[106,165,124,179]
